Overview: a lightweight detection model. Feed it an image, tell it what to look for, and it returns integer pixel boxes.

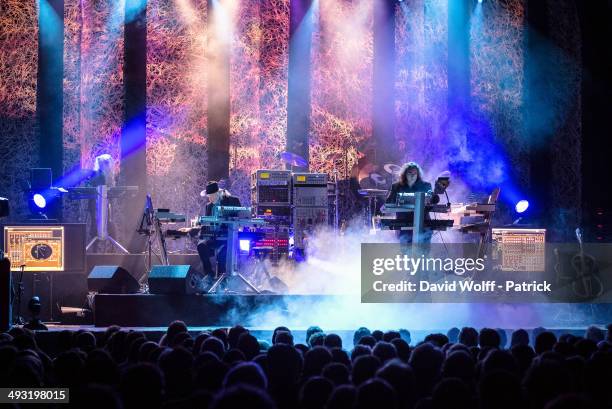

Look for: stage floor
[86,292,610,331]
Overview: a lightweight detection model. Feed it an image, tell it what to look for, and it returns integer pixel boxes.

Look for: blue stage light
[478,0,483,3]
[515,200,529,214]
[32,194,47,209]
[239,239,251,252]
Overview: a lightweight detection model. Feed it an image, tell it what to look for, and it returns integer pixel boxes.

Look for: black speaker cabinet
[148,265,199,295]
[88,265,139,294]
[0,258,11,331]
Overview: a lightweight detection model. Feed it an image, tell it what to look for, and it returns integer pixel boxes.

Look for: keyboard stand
[208,220,260,294]
[87,185,129,254]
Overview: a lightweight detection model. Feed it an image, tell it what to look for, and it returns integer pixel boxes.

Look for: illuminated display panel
[492,228,546,272]
[3,226,65,271]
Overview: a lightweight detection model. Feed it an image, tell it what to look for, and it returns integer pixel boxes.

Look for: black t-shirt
[386,180,434,204]
[385,180,437,224]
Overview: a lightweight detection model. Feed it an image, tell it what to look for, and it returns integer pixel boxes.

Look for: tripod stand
[247,246,273,287]
[137,195,170,290]
[208,221,260,294]
[86,185,129,254]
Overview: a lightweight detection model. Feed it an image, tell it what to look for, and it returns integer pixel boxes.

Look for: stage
[0,0,609,341]
[1,2,611,409]
[6,250,611,332]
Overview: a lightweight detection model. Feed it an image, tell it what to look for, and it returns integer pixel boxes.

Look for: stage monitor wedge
[88,265,139,294]
[148,265,198,295]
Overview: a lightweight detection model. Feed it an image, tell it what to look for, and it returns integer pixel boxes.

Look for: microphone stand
[13,264,26,325]
[137,201,154,291]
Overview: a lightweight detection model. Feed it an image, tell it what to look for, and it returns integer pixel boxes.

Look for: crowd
[1,322,611,409]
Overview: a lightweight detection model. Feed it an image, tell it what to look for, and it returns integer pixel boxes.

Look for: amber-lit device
[3,226,65,271]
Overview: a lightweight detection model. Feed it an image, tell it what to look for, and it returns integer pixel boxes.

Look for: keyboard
[198,216,265,226]
[378,218,454,231]
[156,211,186,223]
[463,203,496,213]
[382,204,415,213]
[67,186,139,199]
[212,206,253,219]
[382,203,450,214]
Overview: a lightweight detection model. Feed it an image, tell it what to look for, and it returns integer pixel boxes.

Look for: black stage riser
[92,293,612,329]
[93,294,332,327]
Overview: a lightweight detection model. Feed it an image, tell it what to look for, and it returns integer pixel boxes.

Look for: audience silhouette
[1,321,610,409]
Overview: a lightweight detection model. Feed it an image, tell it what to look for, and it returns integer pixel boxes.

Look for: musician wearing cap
[197,181,242,279]
[386,162,438,243]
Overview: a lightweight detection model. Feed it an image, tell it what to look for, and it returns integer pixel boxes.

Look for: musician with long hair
[386,162,437,243]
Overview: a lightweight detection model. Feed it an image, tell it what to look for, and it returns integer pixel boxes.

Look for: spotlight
[515,200,529,214]
[512,200,530,225]
[27,167,55,219]
[28,192,50,219]
[32,194,47,209]
[27,189,62,220]
[478,0,483,3]
[239,239,251,253]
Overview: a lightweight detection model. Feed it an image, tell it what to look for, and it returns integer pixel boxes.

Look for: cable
[430,210,450,257]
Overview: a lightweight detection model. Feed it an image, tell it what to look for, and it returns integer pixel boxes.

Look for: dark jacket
[201,194,242,239]
[385,180,437,225]
[204,195,241,216]
[385,180,434,204]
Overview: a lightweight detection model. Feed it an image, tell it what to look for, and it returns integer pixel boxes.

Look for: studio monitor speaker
[148,265,199,295]
[87,265,139,294]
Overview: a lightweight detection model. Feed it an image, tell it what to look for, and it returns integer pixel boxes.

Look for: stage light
[515,200,529,214]
[478,0,483,3]
[512,200,530,225]
[239,239,251,252]
[32,194,47,209]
